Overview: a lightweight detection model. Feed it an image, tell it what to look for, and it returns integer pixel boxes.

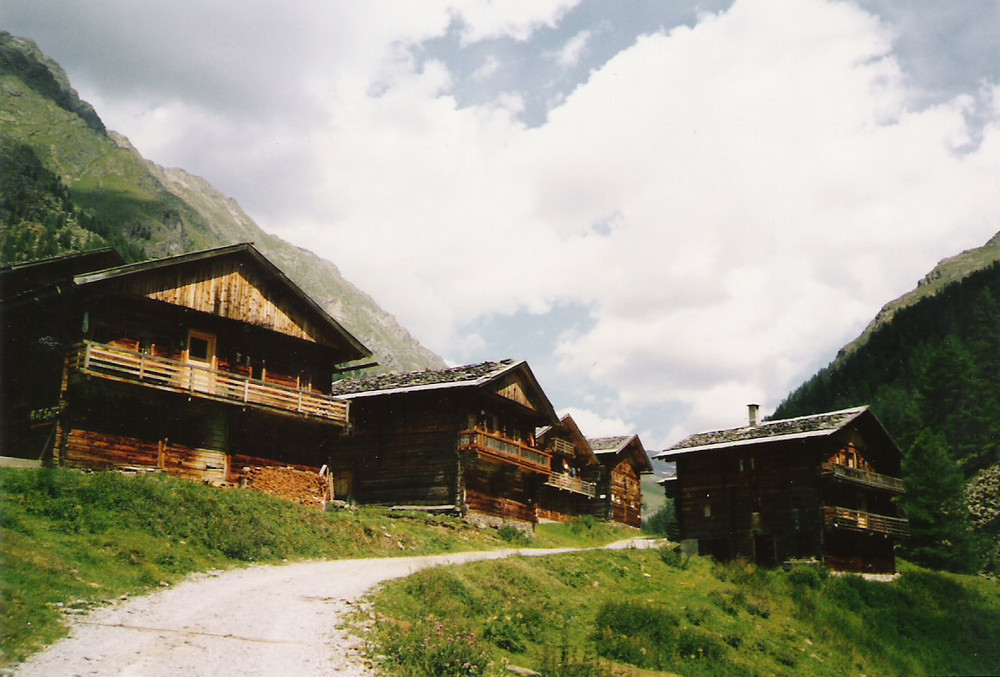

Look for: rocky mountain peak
[0,32,106,135]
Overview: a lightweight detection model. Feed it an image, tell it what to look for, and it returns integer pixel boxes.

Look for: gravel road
[14,537,660,676]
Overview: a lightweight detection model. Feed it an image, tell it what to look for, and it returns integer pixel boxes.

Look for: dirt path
[14,538,660,676]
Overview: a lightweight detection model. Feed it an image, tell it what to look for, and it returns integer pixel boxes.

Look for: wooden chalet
[587,434,652,528]
[327,360,560,527]
[535,415,600,522]
[656,405,908,573]
[1,244,372,485]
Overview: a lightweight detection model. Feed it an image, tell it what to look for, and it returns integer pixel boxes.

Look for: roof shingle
[657,406,868,458]
[329,360,519,397]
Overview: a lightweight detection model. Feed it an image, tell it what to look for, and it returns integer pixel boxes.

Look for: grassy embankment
[365,548,1000,677]
[0,467,633,666]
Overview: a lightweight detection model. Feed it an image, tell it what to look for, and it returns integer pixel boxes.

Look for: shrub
[591,600,679,670]
[497,525,531,546]
[659,545,689,569]
[379,620,496,677]
[787,564,827,589]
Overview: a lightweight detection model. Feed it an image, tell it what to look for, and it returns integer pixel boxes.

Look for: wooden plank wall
[328,399,460,506]
[491,372,537,412]
[108,260,325,344]
[463,454,537,524]
[63,429,159,469]
[610,460,643,527]
[675,441,825,561]
[62,429,226,483]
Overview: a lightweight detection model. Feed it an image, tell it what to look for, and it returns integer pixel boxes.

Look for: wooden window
[186,330,216,364]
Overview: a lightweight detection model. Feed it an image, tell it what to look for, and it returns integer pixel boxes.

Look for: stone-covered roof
[329,359,521,397]
[587,436,634,455]
[587,434,653,473]
[656,406,869,458]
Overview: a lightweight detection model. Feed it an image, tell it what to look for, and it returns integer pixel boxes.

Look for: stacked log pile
[239,466,330,508]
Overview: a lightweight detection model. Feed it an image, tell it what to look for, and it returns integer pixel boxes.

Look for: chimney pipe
[748,403,760,427]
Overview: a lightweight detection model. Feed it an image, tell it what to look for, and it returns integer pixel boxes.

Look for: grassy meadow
[364,549,1000,677]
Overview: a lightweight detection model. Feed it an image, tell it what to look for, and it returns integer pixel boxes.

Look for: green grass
[365,550,1000,677]
[532,515,637,549]
[0,468,506,665]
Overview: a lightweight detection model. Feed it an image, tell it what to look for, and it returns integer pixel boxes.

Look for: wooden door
[185,330,217,393]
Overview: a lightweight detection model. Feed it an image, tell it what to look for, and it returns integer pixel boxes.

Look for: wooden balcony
[545,472,597,498]
[823,506,909,537]
[550,438,575,456]
[70,341,349,426]
[822,462,906,493]
[458,429,551,473]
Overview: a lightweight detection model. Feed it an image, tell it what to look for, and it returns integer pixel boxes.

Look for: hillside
[837,230,1000,362]
[0,31,445,373]
[367,547,1000,676]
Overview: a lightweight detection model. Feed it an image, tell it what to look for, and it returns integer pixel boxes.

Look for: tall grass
[366,550,1000,676]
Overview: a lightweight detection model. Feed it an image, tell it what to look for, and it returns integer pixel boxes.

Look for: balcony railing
[822,462,906,493]
[71,340,349,426]
[545,473,597,498]
[458,429,551,473]
[550,438,575,456]
[823,506,909,537]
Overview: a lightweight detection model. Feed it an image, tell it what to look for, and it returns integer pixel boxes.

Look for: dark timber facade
[1,244,371,482]
[657,406,908,573]
[327,360,560,527]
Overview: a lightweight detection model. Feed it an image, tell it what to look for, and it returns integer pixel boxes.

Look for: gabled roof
[537,414,598,466]
[655,405,890,458]
[330,359,559,424]
[587,434,654,473]
[0,248,125,302]
[73,243,370,361]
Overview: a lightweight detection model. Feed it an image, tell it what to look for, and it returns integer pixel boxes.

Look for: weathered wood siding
[62,428,227,483]
[489,372,538,412]
[328,396,460,506]
[609,459,643,527]
[102,260,324,343]
[462,453,538,524]
[674,440,824,562]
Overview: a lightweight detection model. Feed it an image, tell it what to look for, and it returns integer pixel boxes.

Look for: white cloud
[559,407,635,438]
[10,0,1000,447]
[452,0,581,44]
[285,0,1000,445]
[554,29,594,67]
[472,55,502,81]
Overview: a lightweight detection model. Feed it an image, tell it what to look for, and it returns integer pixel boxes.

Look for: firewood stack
[239,466,330,508]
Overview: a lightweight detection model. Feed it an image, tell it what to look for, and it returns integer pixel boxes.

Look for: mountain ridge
[835,229,1000,364]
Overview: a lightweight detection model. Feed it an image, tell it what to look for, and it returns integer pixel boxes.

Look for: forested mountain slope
[774,246,1000,573]
[0,32,445,373]
[774,259,1000,474]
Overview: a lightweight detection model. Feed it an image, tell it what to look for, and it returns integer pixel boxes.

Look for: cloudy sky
[6,0,1000,454]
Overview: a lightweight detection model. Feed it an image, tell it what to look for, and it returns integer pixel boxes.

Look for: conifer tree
[901,429,980,572]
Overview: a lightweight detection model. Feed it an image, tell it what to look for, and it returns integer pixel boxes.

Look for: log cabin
[1,244,372,489]
[327,359,560,528]
[587,434,653,528]
[656,405,908,573]
[535,415,600,522]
